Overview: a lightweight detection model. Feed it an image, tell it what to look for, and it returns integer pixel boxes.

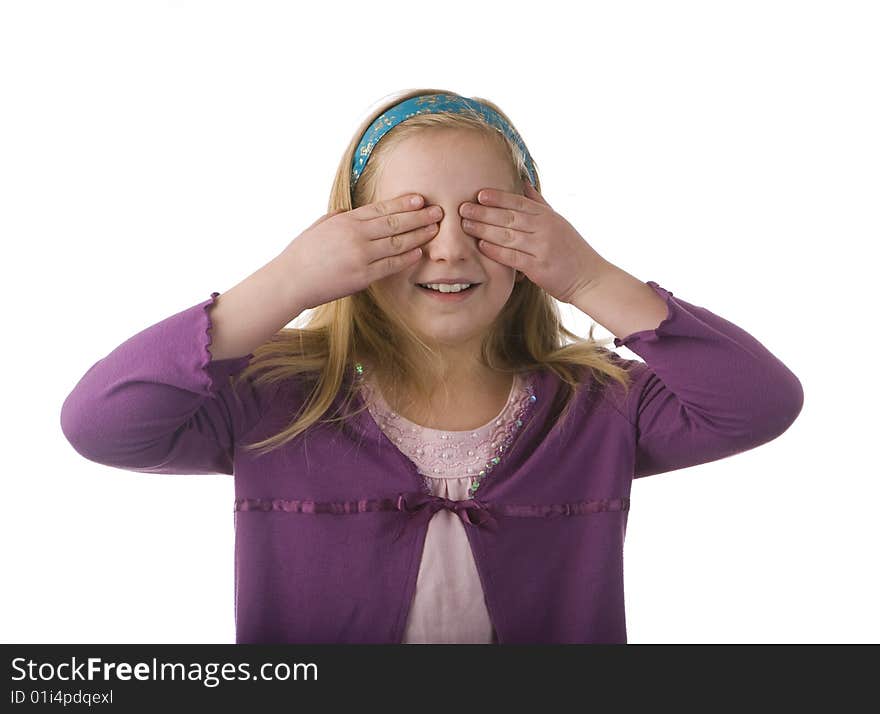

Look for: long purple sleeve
[611,281,804,478]
[60,292,271,475]
[59,280,805,643]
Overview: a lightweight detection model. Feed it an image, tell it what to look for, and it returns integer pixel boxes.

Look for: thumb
[308,208,346,230]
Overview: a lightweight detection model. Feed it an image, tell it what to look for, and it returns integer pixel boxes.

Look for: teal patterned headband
[350,93,537,196]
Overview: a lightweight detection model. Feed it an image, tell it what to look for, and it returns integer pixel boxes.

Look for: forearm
[570,260,669,340]
[208,251,305,361]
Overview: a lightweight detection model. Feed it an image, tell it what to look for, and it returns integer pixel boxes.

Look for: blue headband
[350,93,537,196]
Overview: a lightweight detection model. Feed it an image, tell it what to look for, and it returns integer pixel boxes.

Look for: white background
[2,0,877,644]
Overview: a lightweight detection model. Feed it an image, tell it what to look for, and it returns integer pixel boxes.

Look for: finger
[461,218,537,258]
[365,242,427,283]
[477,238,534,273]
[477,188,542,215]
[365,221,438,264]
[461,200,536,235]
[353,193,425,225]
[354,192,424,218]
[360,196,443,241]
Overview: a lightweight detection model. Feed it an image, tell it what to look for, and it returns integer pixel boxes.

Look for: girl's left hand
[460,182,607,304]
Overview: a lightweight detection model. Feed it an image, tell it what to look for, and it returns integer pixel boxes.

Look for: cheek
[484,265,517,286]
[374,274,409,294]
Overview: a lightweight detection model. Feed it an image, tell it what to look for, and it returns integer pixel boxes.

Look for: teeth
[418,283,472,293]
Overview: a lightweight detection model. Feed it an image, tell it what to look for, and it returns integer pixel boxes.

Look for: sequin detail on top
[354,363,538,497]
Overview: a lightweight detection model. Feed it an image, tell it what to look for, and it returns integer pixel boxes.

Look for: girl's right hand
[280,193,442,311]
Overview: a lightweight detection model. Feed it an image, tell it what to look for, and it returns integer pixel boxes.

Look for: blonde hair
[234,87,633,457]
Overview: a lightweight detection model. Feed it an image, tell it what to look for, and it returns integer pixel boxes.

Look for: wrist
[568,257,615,305]
[270,247,311,316]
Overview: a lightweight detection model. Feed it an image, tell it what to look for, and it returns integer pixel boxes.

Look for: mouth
[415,283,481,301]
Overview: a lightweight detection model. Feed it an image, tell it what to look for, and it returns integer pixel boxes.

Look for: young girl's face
[371,129,523,354]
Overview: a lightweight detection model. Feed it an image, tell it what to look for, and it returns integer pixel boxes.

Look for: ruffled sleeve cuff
[200,291,255,395]
[612,281,679,348]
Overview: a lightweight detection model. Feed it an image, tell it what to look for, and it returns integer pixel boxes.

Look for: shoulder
[557,350,649,427]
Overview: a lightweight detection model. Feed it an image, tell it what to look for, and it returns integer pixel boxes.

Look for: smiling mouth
[418,283,478,292]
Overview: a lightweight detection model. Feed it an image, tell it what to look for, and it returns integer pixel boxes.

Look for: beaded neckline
[353,361,538,497]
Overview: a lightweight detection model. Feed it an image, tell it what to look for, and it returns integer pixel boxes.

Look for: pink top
[358,370,533,644]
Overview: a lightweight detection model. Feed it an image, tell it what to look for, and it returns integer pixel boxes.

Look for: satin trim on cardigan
[234,493,631,543]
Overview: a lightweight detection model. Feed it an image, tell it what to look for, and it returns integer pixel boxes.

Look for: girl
[60,89,804,644]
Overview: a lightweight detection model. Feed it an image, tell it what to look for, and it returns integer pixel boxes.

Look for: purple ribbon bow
[392,491,499,543]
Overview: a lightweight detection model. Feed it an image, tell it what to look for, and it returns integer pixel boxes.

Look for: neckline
[348,363,545,498]
[364,371,520,434]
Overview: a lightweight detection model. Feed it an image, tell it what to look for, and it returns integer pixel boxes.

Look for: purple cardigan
[60,281,803,643]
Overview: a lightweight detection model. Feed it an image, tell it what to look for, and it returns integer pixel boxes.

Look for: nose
[422,204,478,262]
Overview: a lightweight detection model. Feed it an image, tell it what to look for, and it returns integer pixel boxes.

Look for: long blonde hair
[234,87,633,457]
